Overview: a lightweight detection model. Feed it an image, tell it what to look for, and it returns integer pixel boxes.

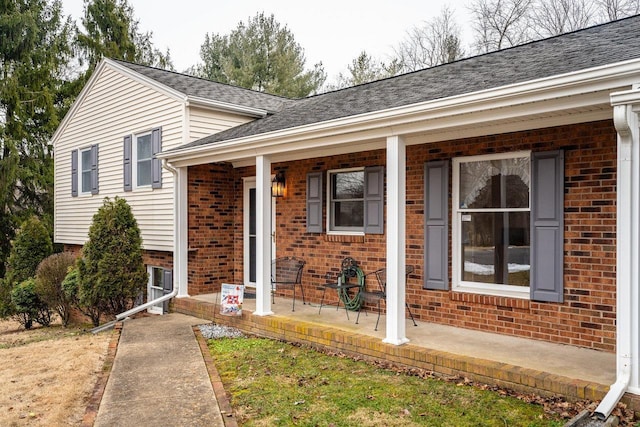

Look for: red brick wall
[63,244,173,270]
[191,120,617,352]
[187,163,236,295]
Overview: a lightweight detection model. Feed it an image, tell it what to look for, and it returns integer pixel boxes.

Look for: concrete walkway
[94,313,224,427]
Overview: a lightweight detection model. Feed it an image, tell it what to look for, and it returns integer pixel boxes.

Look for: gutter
[594,95,639,419]
[91,159,182,334]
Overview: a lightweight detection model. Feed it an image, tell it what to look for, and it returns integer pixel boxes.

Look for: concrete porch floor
[189,292,614,385]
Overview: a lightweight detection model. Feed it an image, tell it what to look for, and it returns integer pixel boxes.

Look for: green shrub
[77,197,148,326]
[0,278,15,318]
[6,217,53,284]
[11,279,52,329]
[62,266,102,327]
[35,253,77,327]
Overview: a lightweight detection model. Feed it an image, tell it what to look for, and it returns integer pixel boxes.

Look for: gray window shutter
[162,269,173,313]
[151,127,162,189]
[424,160,449,290]
[306,172,323,233]
[531,150,564,303]
[71,150,78,197]
[90,144,99,195]
[123,135,132,191]
[364,166,384,234]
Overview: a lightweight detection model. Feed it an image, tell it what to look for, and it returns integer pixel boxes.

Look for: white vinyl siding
[189,107,253,141]
[54,63,263,251]
[54,66,182,251]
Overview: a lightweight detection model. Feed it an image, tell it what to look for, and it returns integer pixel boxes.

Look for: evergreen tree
[195,12,326,98]
[77,197,147,326]
[0,0,73,276]
[76,0,172,79]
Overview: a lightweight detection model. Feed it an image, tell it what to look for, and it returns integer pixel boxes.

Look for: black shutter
[71,150,78,197]
[424,160,449,290]
[90,144,99,195]
[123,135,132,191]
[531,150,564,302]
[151,127,162,189]
[306,172,323,233]
[162,269,173,313]
[364,166,384,234]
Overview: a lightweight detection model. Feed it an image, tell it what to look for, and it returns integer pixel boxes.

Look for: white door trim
[243,177,276,288]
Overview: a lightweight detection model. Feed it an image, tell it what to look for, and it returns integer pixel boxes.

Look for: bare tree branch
[469,0,534,53]
[395,6,465,72]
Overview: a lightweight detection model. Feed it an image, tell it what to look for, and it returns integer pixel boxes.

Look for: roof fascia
[186,96,268,118]
[160,58,640,166]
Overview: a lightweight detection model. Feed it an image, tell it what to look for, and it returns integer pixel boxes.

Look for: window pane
[81,150,92,172]
[138,160,151,186]
[461,211,530,286]
[333,201,364,228]
[137,134,152,160]
[82,171,92,193]
[152,267,164,289]
[332,171,364,199]
[459,157,529,209]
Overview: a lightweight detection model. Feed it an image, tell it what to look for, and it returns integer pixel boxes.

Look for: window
[452,152,531,297]
[71,145,98,197]
[147,266,172,314]
[123,128,162,191]
[80,148,93,194]
[328,169,365,232]
[135,133,152,187]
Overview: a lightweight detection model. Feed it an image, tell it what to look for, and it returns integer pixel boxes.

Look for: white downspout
[594,99,639,419]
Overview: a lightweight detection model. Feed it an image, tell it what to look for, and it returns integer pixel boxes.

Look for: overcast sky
[60,0,473,79]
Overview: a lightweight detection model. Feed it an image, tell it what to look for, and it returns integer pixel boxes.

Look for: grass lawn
[208,337,566,427]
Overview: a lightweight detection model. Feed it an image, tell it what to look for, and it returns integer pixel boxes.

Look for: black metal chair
[318,257,364,319]
[271,257,306,311]
[355,265,418,330]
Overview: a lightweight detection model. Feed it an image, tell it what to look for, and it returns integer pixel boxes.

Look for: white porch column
[176,166,189,297]
[254,155,274,316]
[610,87,640,400]
[384,135,409,345]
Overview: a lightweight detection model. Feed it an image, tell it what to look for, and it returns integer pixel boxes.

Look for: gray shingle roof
[177,14,640,150]
[113,59,297,113]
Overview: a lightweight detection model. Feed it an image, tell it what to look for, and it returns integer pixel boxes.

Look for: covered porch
[173,293,627,406]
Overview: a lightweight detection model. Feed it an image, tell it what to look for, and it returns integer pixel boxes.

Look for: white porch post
[176,166,189,297]
[254,155,274,316]
[384,135,409,345]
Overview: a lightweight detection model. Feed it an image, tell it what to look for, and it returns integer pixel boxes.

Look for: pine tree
[0,0,73,276]
[196,12,326,98]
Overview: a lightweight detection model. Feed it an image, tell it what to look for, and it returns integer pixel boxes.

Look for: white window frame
[79,146,93,196]
[133,131,152,189]
[452,151,532,299]
[326,167,365,236]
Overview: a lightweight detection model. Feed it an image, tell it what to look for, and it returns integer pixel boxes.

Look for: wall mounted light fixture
[271,171,286,197]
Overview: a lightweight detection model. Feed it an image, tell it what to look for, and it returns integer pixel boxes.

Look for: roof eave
[186,96,268,118]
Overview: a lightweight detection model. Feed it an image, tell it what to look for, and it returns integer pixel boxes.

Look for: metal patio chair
[271,256,306,311]
[355,265,418,330]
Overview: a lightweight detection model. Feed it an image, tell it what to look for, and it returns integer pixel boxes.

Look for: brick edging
[81,322,123,427]
[193,326,238,427]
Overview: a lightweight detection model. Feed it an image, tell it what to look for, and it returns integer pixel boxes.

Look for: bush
[11,279,52,329]
[35,253,77,327]
[6,217,53,284]
[62,266,102,328]
[0,278,15,318]
[77,197,148,326]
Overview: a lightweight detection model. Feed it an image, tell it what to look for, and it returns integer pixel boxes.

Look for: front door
[244,178,276,287]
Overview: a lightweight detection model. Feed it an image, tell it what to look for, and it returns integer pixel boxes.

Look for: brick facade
[187,163,236,295]
[63,244,173,271]
[187,120,617,352]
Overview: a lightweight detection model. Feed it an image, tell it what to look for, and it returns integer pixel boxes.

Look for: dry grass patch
[0,318,110,426]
